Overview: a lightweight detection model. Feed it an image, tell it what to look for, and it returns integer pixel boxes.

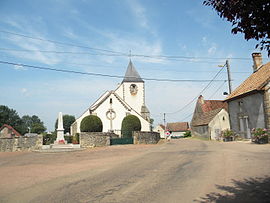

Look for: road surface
[0,139,269,202]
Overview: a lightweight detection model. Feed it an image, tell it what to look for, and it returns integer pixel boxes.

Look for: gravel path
[0,139,269,202]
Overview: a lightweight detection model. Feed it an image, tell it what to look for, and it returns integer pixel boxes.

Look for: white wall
[154,125,165,138]
[209,109,230,140]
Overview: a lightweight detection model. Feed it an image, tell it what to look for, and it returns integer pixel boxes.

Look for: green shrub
[64,136,73,143]
[184,130,191,137]
[72,133,80,144]
[43,132,56,145]
[80,115,103,132]
[121,115,141,138]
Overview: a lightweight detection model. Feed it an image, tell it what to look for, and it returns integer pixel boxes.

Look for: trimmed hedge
[121,115,141,138]
[80,115,103,132]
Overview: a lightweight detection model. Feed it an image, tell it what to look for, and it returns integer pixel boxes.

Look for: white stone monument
[56,112,66,144]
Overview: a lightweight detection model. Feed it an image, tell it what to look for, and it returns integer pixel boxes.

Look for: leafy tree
[22,115,46,134]
[0,105,24,134]
[150,118,154,131]
[121,115,141,138]
[203,0,270,56]
[80,115,103,132]
[55,114,76,134]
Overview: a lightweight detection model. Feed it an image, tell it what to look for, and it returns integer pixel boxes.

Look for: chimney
[198,95,204,104]
[252,52,263,72]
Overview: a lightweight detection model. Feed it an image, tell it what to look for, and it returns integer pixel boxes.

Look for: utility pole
[163,113,166,138]
[225,59,232,94]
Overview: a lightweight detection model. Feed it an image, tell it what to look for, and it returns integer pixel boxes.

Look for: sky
[0,0,269,131]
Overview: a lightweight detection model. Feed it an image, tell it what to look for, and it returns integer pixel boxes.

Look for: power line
[0,30,251,61]
[209,80,227,99]
[166,65,226,114]
[0,30,126,55]
[0,60,227,83]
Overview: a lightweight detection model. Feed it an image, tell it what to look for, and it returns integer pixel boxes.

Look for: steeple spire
[122,60,144,83]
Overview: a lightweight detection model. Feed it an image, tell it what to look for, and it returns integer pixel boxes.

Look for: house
[191,95,230,140]
[153,124,165,138]
[225,53,270,139]
[166,122,189,137]
[71,61,151,136]
[0,124,22,138]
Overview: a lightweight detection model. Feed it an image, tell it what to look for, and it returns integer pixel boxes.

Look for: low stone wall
[80,132,118,148]
[133,131,160,144]
[0,135,43,152]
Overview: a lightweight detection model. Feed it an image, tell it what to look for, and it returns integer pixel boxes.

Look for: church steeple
[122,60,144,83]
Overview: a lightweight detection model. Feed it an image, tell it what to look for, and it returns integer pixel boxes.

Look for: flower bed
[251,128,269,144]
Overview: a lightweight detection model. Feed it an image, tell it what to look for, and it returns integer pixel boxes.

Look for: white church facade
[71,61,151,136]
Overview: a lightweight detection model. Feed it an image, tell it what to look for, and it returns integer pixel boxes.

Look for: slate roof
[0,124,22,137]
[122,60,144,83]
[225,62,270,101]
[166,122,189,132]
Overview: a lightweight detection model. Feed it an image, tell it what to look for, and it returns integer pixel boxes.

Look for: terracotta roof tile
[166,122,189,132]
[191,108,223,126]
[226,62,270,100]
[0,124,22,137]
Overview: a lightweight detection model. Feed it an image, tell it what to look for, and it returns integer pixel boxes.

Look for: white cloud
[127,0,149,29]
[13,64,27,70]
[208,44,217,55]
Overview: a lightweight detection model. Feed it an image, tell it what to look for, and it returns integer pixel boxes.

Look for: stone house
[166,122,189,137]
[0,124,22,138]
[71,61,151,136]
[191,95,230,140]
[153,124,165,138]
[225,53,270,139]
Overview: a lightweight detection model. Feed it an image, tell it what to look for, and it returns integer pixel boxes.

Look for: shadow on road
[196,176,270,203]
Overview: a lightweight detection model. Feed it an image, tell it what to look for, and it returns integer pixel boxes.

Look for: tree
[203,0,270,56]
[21,115,46,134]
[55,114,76,134]
[80,115,103,132]
[121,115,141,138]
[0,105,24,134]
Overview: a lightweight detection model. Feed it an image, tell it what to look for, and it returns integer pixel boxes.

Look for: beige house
[166,122,189,137]
[154,124,165,138]
[191,95,230,140]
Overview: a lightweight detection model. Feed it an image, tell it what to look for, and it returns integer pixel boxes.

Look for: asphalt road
[1,139,270,203]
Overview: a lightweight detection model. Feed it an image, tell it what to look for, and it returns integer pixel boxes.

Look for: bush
[184,130,191,137]
[43,132,56,145]
[80,115,103,132]
[121,115,141,138]
[64,135,73,143]
[72,133,80,144]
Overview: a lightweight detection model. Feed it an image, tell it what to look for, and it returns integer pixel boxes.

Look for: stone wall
[80,132,118,147]
[191,125,209,139]
[133,131,160,144]
[0,135,43,152]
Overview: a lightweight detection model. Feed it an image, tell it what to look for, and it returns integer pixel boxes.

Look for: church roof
[122,60,144,83]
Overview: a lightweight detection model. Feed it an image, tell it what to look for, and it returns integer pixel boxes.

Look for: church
[71,61,151,136]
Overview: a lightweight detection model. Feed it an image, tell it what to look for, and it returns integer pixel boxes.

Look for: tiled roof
[0,124,22,137]
[166,122,189,132]
[201,100,227,112]
[226,62,270,100]
[191,108,223,126]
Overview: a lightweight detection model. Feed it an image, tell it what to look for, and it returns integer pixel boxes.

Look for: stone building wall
[133,131,160,144]
[0,135,43,152]
[80,132,118,147]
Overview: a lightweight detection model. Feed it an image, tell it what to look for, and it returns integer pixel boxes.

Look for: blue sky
[0,0,268,131]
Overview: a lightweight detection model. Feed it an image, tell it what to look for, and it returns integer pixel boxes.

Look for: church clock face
[130,84,138,95]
